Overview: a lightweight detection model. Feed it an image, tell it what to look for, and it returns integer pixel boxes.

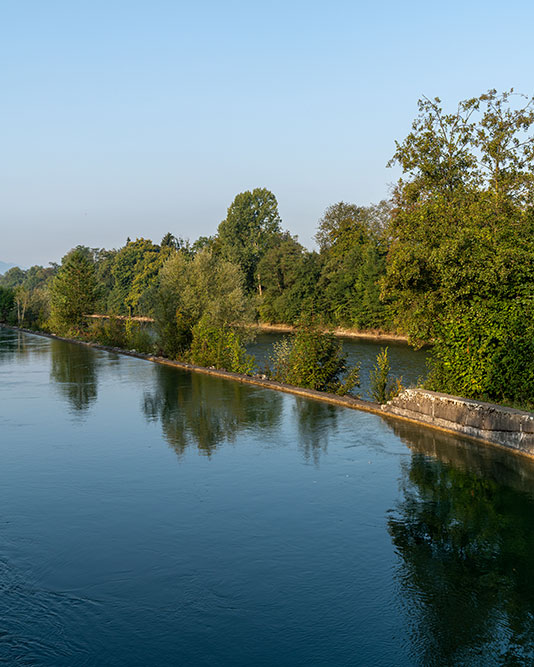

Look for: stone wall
[382,388,534,456]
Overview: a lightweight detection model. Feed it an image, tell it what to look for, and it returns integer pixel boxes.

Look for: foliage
[88,317,154,354]
[88,316,126,348]
[384,90,534,343]
[268,326,360,395]
[382,89,534,403]
[49,247,97,333]
[189,317,256,374]
[427,300,534,403]
[315,201,391,330]
[369,347,403,403]
[0,286,15,322]
[217,188,282,293]
[108,238,170,316]
[155,248,252,358]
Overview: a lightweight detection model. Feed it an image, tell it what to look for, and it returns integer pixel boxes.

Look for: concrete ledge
[383,388,534,456]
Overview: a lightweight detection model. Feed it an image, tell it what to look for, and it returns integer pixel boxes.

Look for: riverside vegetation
[2,90,534,407]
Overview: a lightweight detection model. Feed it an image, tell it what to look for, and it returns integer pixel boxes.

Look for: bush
[189,319,257,374]
[88,317,154,354]
[268,326,359,395]
[427,299,534,404]
[369,347,403,403]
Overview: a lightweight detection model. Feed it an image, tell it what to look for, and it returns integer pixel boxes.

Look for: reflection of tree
[387,421,534,664]
[293,398,337,465]
[50,340,98,413]
[143,366,283,457]
[0,329,49,364]
[0,330,24,363]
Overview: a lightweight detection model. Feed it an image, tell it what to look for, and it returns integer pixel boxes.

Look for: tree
[217,188,282,293]
[49,246,97,332]
[155,248,252,358]
[256,232,307,323]
[382,90,534,402]
[0,286,15,322]
[315,202,390,329]
[108,238,170,316]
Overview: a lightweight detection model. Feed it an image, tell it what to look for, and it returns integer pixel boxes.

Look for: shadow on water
[385,418,534,665]
[49,340,98,415]
[142,365,284,458]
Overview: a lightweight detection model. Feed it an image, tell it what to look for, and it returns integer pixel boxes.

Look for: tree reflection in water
[143,365,284,457]
[292,397,337,465]
[387,419,534,665]
[0,329,49,365]
[49,340,98,414]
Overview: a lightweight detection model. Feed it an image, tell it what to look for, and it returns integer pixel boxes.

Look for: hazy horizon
[2,0,533,267]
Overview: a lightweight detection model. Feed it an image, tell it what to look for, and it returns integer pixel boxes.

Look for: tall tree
[315,202,390,329]
[49,246,97,332]
[383,90,534,402]
[217,188,282,293]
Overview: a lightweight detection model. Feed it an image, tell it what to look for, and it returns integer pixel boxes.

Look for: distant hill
[0,261,17,275]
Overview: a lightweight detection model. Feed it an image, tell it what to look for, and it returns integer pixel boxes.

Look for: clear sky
[2,0,533,267]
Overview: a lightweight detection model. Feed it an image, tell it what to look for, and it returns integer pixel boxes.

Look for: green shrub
[369,347,403,403]
[189,319,257,374]
[124,319,154,354]
[269,326,360,395]
[428,299,534,404]
[88,317,154,354]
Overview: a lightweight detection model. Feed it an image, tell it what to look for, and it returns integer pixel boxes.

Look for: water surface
[1,329,534,666]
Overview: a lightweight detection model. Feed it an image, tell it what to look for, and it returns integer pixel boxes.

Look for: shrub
[369,347,403,403]
[427,299,534,404]
[269,326,359,395]
[189,318,257,374]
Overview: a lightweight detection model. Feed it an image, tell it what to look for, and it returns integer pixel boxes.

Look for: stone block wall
[382,388,534,456]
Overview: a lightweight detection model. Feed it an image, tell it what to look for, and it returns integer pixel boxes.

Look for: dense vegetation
[2,90,533,406]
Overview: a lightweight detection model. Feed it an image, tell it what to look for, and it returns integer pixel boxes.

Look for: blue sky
[2,0,533,266]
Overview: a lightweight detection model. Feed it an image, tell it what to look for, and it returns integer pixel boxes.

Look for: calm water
[1,329,534,666]
[247,332,429,398]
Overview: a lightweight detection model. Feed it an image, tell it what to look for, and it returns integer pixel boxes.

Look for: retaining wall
[382,388,534,456]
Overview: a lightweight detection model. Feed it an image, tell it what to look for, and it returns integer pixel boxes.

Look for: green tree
[49,247,97,332]
[109,238,169,316]
[217,188,282,293]
[155,248,252,358]
[256,232,307,323]
[0,286,15,322]
[382,90,534,402]
[384,90,534,344]
[316,201,390,330]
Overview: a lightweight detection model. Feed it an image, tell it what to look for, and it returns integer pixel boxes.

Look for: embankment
[383,388,534,458]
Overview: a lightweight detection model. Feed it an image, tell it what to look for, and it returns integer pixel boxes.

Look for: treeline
[0,192,391,332]
[2,89,534,407]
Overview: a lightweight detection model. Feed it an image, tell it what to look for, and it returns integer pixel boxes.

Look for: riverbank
[253,323,411,344]
[83,315,412,344]
[3,323,532,460]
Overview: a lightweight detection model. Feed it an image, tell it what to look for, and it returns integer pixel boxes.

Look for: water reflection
[293,398,337,464]
[387,420,534,664]
[0,328,48,364]
[49,340,98,414]
[143,365,284,457]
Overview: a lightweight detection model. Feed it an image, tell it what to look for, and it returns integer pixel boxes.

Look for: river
[1,328,534,665]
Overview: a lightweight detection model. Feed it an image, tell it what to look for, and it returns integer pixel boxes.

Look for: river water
[1,328,534,665]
